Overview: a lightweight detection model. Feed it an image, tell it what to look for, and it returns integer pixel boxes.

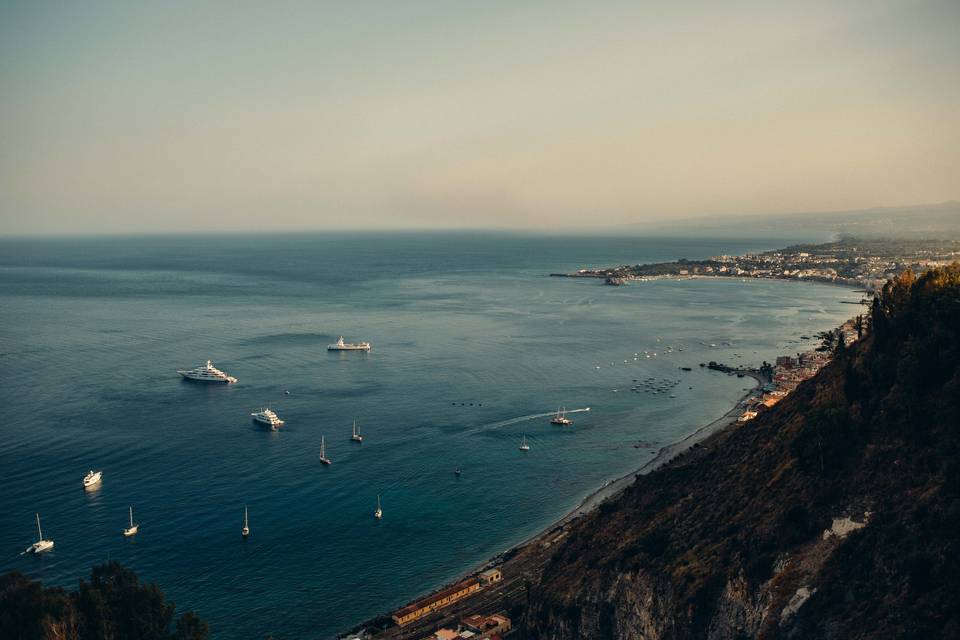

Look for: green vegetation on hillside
[0,562,208,640]
[526,264,960,639]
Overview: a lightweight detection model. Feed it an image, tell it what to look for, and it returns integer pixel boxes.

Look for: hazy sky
[1,0,958,234]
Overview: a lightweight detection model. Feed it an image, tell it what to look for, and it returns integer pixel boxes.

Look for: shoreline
[468,372,762,571]
[345,373,762,638]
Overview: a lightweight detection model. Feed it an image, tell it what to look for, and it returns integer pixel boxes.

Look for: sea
[0,232,859,638]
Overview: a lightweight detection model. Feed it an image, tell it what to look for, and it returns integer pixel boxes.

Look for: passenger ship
[251,408,284,430]
[327,336,372,351]
[177,360,238,384]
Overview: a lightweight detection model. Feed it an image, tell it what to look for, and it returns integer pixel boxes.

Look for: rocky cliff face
[524,266,960,639]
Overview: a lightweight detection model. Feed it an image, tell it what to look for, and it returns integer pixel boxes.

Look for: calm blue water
[0,233,857,638]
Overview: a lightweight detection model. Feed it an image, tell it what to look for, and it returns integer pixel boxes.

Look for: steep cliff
[525,265,960,639]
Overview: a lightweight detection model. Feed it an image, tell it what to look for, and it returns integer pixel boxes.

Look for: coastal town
[552,238,960,289]
[342,314,864,640]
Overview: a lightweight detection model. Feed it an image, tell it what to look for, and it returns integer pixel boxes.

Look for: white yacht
[123,506,139,537]
[327,336,371,351]
[177,360,237,384]
[242,506,250,538]
[374,495,382,520]
[351,420,363,442]
[519,435,530,451]
[251,408,284,430]
[83,470,102,488]
[319,435,332,465]
[550,407,573,426]
[26,513,54,554]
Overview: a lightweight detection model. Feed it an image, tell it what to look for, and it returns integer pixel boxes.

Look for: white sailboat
[519,434,530,451]
[123,506,139,537]
[242,506,250,538]
[26,512,54,554]
[374,495,383,520]
[351,420,363,442]
[550,406,573,426]
[319,436,332,465]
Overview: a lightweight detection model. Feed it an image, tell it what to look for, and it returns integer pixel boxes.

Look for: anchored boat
[26,513,54,554]
[327,336,371,351]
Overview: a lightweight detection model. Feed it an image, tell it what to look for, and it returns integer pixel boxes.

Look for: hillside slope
[525,265,960,639]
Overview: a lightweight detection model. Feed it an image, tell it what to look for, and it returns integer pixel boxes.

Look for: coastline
[345,373,762,638]
[472,372,762,568]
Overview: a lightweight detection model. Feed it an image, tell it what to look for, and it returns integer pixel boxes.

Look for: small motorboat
[83,470,103,488]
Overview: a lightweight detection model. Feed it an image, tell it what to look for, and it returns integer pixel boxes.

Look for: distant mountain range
[635,201,960,240]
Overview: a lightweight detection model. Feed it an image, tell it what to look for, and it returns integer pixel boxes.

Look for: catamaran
[319,436,332,465]
[519,434,531,451]
[374,495,383,520]
[327,336,372,351]
[550,407,573,426]
[83,469,102,488]
[351,420,363,442]
[123,506,139,537]
[26,513,54,554]
[242,506,250,538]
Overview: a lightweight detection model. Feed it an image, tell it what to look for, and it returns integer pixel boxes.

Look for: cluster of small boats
[24,472,138,554]
[631,377,681,398]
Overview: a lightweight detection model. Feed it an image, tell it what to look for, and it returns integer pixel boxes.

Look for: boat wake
[470,407,591,433]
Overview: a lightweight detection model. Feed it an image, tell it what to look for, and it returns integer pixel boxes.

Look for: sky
[1,0,958,234]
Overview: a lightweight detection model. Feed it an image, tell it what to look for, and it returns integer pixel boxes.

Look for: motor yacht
[83,470,102,488]
[251,408,284,430]
[177,360,237,383]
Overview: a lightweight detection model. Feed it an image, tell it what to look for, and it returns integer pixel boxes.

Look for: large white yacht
[251,408,284,430]
[83,470,102,488]
[177,360,237,384]
[327,336,371,351]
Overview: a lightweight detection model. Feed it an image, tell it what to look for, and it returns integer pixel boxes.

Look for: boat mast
[129,506,133,528]
[244,506,248,528]
[36,513,42,540]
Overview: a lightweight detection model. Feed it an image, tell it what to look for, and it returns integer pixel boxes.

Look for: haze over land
[1,1,959,235]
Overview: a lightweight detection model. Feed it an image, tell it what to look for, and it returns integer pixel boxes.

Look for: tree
[0,563,207,640]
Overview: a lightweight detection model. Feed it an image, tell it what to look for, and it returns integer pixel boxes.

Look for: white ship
[83,470,102,488]
[242,506,250,538]
[177,360,237,384]
[251,408,284,430]
[519,435,530,451]
[327,336,371,351]
[26,513,54,554]
[374,494,382,520]
[351,420,363,442]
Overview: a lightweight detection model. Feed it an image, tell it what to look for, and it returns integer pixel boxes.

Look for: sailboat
[26,512,54,554]
[242,506,250,538]
[550,406,573,425]
[123,506,139,537]
[519,434,531,451]
[351,420,363,442]
[374,495,382,520]
[319,436,332,465]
